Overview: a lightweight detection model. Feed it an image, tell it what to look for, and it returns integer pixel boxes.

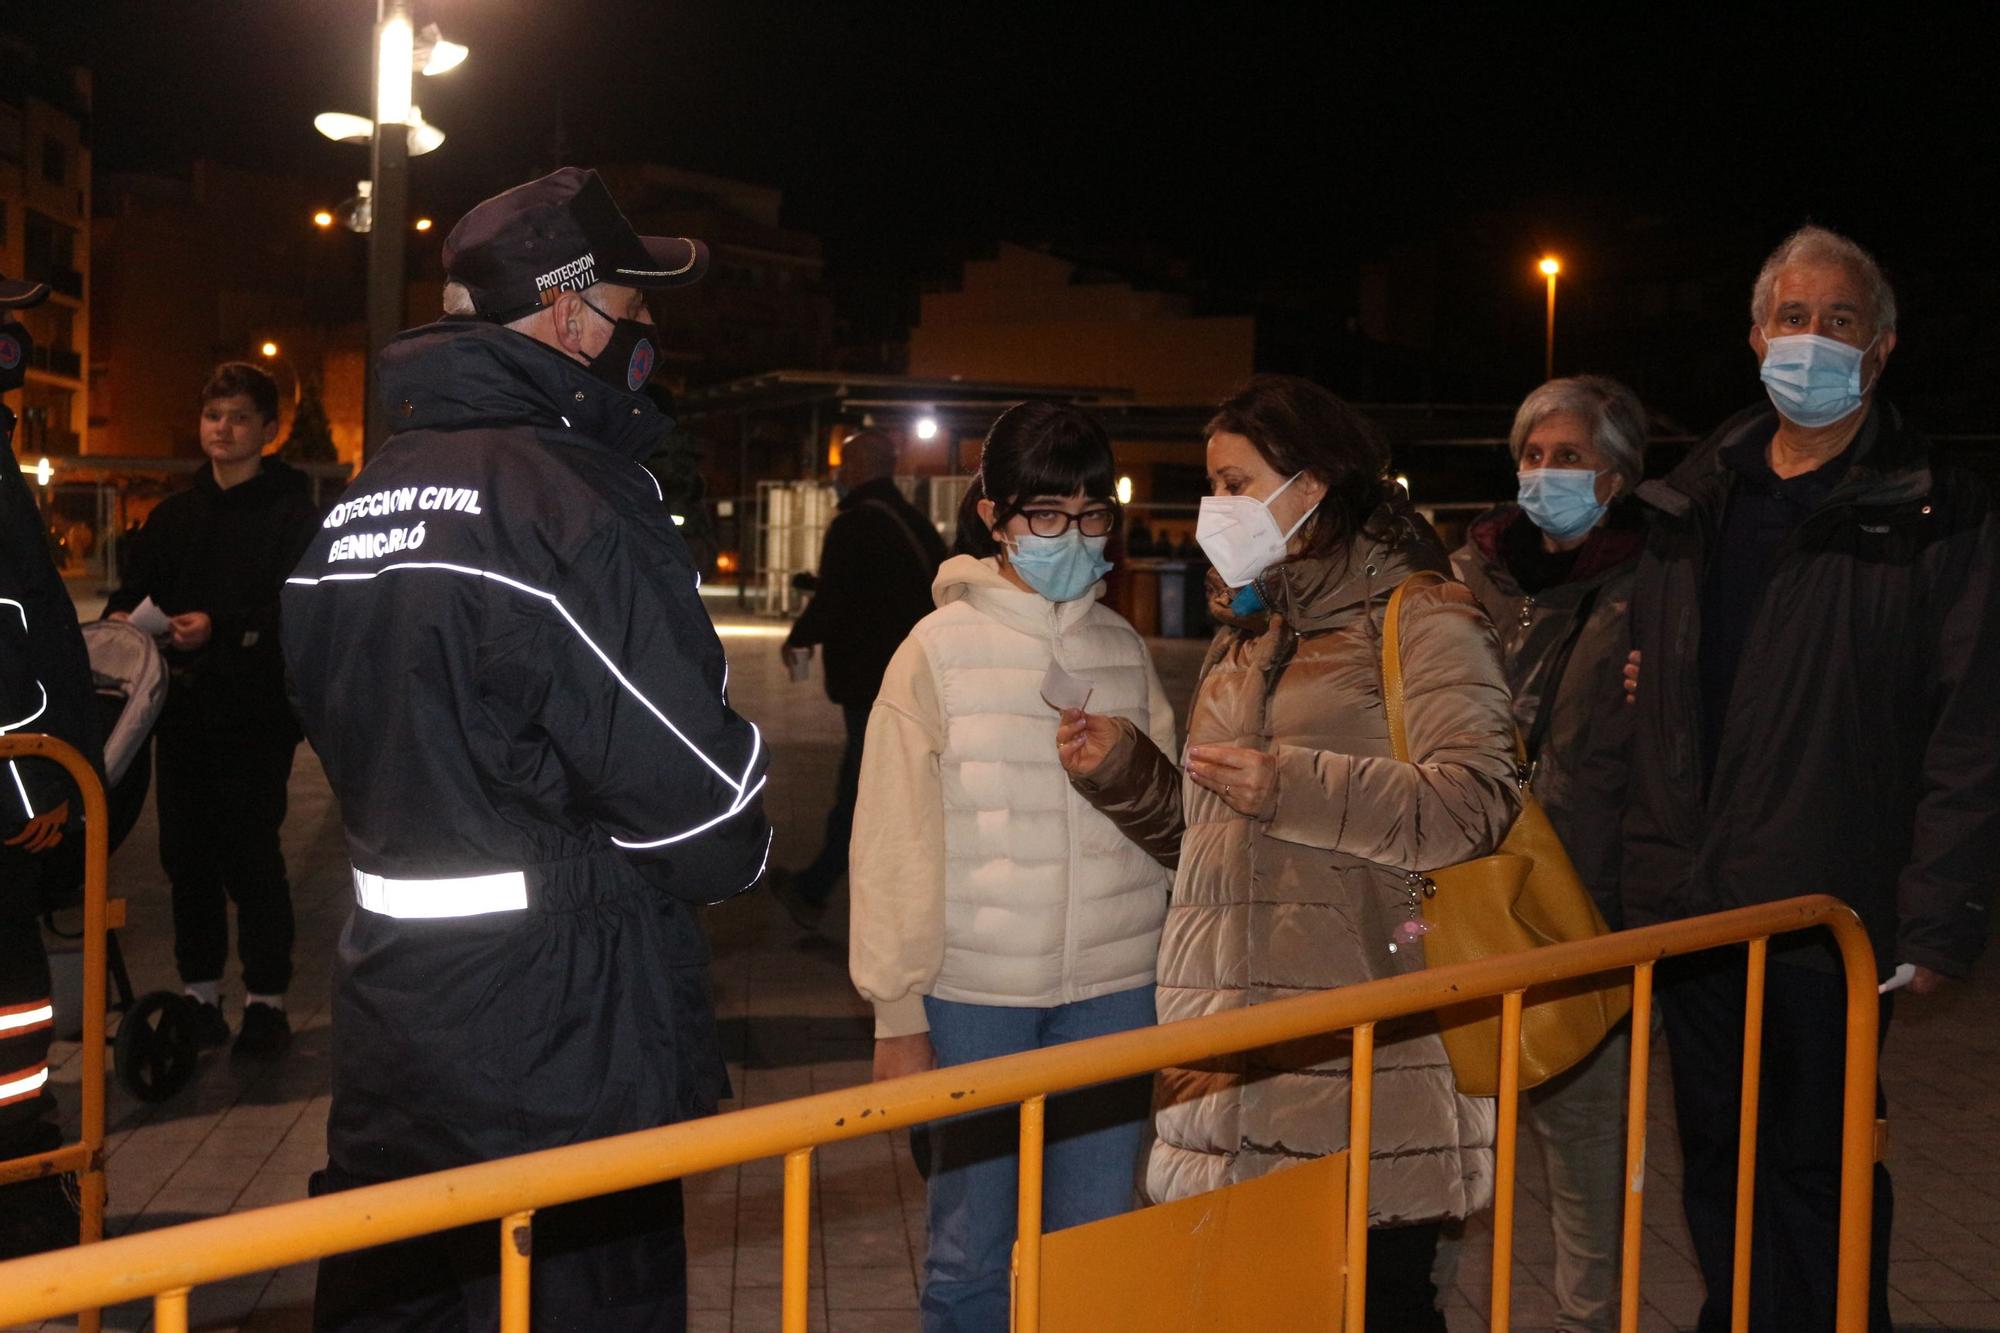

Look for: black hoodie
[105,454,317,738]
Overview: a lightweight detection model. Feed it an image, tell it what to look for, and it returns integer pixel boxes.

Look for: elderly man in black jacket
[1623,225,2000,1332]
[284,168,770,1332]
[769,429,946,928]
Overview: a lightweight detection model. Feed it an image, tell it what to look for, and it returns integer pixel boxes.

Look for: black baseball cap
[0,272,50,310]
[444,167,708,322]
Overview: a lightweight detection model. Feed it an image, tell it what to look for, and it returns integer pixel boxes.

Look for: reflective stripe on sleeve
[353,868,529,919]
[0,1001,55,1035]
[0,1062,50,1105]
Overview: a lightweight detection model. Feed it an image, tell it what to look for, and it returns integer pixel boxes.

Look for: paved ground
[13,603,2000,1331]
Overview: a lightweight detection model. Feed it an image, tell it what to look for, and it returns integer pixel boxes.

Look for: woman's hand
[1623,649,1641,705]
[872,1033,937,1083]
[1056,708,1121,778]
[1186,744,1278,818]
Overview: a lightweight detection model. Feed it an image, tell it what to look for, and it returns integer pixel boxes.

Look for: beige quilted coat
[1073,505,1520,1224]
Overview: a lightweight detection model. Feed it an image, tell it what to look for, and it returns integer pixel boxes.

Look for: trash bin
[1123,559,1199,637]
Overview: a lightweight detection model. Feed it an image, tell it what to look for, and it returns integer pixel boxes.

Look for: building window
[23,210,80,297]
[41,135,67,186]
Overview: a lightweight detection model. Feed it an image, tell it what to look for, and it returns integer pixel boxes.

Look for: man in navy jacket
[284,169,770,1332]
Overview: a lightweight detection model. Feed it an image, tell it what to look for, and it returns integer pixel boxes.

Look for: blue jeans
[919,986,1156,1333]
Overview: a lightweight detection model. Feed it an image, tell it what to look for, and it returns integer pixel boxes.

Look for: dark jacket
[786,477,947,707]
[1622,400,2000,977]
[105,455,317,738]
[1453,504,1641,927]
[1,426,102,917]
[282,319,770,1179]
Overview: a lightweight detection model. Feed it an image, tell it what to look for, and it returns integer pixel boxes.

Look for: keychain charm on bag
[1389,872,1437,954]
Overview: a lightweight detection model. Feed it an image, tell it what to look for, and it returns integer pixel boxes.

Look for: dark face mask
[0,321,31,394]
[578,297,658,395]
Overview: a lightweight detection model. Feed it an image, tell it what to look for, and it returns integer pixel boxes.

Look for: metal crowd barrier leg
[1731,938,1769,1333]
[154,1287,188,1333]
[499,1208,533,1332]
[1618,961,1655,1333]
[1489,990,1524,1333]
[0,735,111,1333]
[1344,1022,1376,1331]
[1831,911,1881,1332]
[1014,1094,1046,1333]
[783,1147,813,1333]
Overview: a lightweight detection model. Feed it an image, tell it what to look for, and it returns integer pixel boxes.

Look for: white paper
[1039,660,1094,713]
[1878,962,1916,995]
[127,596,171,637]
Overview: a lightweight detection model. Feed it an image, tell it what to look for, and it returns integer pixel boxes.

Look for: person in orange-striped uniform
[0,268,104,1258]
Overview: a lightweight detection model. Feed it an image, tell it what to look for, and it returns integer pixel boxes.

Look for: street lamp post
[1538,256,1561,381]
[364,0,414,459]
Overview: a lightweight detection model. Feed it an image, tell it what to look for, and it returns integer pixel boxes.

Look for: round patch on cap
[626,339,656,392]
[0,334,21,371]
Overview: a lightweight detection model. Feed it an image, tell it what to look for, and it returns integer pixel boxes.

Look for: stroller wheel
[114,992,200,1103]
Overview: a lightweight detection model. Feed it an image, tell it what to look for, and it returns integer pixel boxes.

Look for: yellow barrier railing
[0,734,112,1333]
[0,754,1880,1333]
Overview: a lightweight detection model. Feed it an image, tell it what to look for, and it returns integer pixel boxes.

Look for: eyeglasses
[1017,506,1118,538]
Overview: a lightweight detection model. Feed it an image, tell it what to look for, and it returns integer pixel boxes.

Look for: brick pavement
[14,608,2000,1331]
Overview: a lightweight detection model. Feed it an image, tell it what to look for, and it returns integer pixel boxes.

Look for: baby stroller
[45,620,199,1102]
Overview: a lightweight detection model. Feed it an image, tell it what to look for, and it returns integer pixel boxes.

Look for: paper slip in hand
[1039,660,1094,713]
[1878,962,1917,995]
[127,597,172,637]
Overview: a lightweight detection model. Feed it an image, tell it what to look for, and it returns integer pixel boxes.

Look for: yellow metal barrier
[0,734,112,1333]
[0,870,1880,1332]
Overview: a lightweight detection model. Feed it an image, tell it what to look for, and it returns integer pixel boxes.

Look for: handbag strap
[1522,584,1601,773]
[1382,570,1529,772]
[1381,572,1448,764]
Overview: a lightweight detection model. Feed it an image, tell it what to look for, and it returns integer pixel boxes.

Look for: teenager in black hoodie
[105,362,317,1057]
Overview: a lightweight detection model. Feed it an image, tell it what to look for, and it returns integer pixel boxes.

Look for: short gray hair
[1749,225,1897,332]
[1508,375,1648,493]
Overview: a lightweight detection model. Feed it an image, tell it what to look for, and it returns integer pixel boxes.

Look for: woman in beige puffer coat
[1061,375,1521,1327]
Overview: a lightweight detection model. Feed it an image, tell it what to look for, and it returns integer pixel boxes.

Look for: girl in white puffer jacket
[849,401,1176,1333]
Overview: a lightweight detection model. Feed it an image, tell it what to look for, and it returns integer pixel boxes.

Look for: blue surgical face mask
[1517,467,1608,542]
[1759,333,1878,428]
[1006,529,1113,603]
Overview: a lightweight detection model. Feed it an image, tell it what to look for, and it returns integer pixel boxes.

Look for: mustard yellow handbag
[1381,572,1631,1097]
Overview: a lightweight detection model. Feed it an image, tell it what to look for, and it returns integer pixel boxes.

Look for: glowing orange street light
[312,209,335,229]
[414,217,433,232]
[260,341,280,359]
[1538,256,1562,380]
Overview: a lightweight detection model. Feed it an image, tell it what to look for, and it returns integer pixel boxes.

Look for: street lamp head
[404,107,446,156]
[314,111,375,144]
[260,341,280,358]
[414,217,434,233]
[1539,256,1562,277]
[914,416,940,441]
[415,24,469,76]
[312,210,335,229]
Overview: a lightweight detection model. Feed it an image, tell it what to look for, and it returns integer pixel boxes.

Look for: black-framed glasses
[1017,505,1118,538]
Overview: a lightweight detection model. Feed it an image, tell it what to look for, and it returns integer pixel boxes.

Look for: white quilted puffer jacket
[849,555,1178,1037]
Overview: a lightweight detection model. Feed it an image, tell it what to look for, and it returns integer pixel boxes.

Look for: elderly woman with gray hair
[1448,374,1648,1333]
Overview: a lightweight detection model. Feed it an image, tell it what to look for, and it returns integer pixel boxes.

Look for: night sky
[14,1,2000,426]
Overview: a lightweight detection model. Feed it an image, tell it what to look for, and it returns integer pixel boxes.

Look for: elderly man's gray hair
[1750,225,1898,332]
[1508,374,1649,494]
